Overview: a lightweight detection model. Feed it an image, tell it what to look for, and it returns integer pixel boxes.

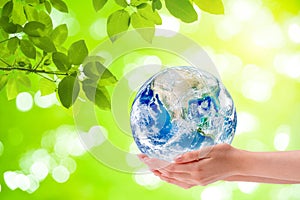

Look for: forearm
[233,149,300,182]
[224,175,300,184]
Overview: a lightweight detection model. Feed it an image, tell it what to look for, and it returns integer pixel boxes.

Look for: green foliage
[24,21,46,37]
[137,4,162,25]
[131,12,154,42]
[0,0,225,109]
[20,39,36,59]
[193,0,224,14]
[30,36,56,52]
[6,77,18,100]
[82,79,111,110]
[50,24,68,46]
[0,74,8,91]
[107,9,130,42]
[115,0,127,7]
[52,52,71,71]
[152,0,162,11]
[50,0,68,13]
[58,75,79,108]
[39,78,56,96]
[93,0,108,11]
[68,40,88,65]
[7,36,19,53]
[165,0,198,23]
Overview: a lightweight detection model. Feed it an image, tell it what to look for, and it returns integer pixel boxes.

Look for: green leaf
[0,74,8,92]
[58,75,79,108]
[83,62,101,80]
[50,0,68,13]
[68,40,88,65]
[130,0,148,7]
[7,37,19,53]
[152,0,162,11]
[193,0,224,14]
[138,4,162,25]
[0,16,22,33]
[25,0,39,4]
[115,0,127,7]
[51,24,68,46]
[38,11,53,33]
[11,0,27,25]
[24,21,46,37]
[44,0,52,14]
[165,0,198,23]
[52,52,71,72]
[17,74,31,88]
[131,12,155,42]
[39,78,56,96]
[82,81,111,110]
[107,9,130,42]
[83,61,117,86]
[1,1,13,17]
[93,0,108,11]
[30,36,56,52]
[20,39,36,59]
[23,4,39,21]
[6,77,18,100]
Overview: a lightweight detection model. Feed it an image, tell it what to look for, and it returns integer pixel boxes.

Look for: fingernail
[175,155,183,162]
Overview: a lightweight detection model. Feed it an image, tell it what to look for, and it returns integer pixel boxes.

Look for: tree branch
[0,37,13,44]
[0,67,69,76]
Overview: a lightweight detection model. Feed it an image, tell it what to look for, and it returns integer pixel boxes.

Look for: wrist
[229,147,250,176]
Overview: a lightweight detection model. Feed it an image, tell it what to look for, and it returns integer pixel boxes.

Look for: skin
[138,143,300,189]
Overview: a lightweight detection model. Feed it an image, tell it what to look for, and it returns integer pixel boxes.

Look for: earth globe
[130,66,237,161]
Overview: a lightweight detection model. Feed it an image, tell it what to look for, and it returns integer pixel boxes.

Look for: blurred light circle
[34,91,58,108]
[134,173,161,189]
[16,92,33,112]
[0,141,4,156]
[89,18,106,40]
[156,15,180,37]
[237,182,259,194]
[60,157,77,173]
[230,0,261,22]
[235,112,259,135]
[274,125,290,151]
[4,171,18,190]
[16,173,30,191]
[26,175,39,193]
[288,23,300,43]
[52,166,70,183]
[201,185,231,200]
[30,161,49,181]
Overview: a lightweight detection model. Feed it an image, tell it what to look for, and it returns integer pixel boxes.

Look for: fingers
[159,175,194,189]
[174,146,214,163]
[160,170,192,181]
[164,162,197,173]
[137,154,148,160]
[138,154,171,170]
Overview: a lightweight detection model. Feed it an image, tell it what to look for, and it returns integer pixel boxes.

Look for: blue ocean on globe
[130,66,237,161]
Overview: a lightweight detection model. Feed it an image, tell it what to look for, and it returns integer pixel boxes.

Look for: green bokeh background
[1,0,300,199]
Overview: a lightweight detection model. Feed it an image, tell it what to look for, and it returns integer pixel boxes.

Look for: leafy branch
[0,0,224,109]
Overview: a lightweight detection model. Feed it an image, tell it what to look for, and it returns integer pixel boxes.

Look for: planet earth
[130,66,237,161]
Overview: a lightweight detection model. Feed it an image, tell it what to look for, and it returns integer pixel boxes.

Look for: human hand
[139,143,239,189]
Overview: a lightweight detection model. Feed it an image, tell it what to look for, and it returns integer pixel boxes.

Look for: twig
[0,66,69,76]
[36,73,57,82]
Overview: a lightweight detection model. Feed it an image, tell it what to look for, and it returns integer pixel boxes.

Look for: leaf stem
[0,58,12,67]
[34,54,46,70]
[36,73,57,82]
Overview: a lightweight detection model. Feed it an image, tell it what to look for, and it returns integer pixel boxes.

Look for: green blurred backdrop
[1,0,300,199]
